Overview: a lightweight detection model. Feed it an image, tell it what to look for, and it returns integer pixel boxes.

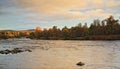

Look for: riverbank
[31,35,120,40]
[1,35,120,40]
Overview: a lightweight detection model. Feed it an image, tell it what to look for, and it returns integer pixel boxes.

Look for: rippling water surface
[0,38,120,69]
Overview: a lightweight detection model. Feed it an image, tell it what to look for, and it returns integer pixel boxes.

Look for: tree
[105,15,120,34]
[62,26,70,39]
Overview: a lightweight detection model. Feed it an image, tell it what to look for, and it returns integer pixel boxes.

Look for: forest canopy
[30,16,120,40]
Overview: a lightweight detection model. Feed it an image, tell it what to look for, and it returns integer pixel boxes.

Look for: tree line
[30,16,120,40]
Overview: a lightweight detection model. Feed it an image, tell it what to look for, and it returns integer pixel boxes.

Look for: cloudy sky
[0,0,120,30]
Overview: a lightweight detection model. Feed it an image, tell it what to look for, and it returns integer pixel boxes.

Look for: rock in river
[76,62,85,66]
[0,47,32,54]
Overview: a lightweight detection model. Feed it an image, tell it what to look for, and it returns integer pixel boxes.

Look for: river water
[0,38,120,69]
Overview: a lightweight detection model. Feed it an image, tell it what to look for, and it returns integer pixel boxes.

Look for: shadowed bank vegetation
[30,16,120,40]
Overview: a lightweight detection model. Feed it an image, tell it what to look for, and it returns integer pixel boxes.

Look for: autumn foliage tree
[29,16,120,40]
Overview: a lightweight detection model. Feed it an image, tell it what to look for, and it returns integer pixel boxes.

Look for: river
[0,38,120,69]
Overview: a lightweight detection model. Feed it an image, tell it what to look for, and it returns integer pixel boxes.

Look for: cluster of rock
[0,48,32,54]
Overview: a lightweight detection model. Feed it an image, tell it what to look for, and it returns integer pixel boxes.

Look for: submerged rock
[76,62,85,66]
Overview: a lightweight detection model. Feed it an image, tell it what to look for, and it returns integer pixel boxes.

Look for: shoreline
[1,34,120,41]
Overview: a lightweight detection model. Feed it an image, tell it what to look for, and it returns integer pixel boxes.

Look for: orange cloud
[85,9,111,18]
[90,0,104,8]
[106,1,120,7]
[18,0,89,15]
[17,0,119,21]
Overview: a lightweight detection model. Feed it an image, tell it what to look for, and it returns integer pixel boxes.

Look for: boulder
[76,62,85,66]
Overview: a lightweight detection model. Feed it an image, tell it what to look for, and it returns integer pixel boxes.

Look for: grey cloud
[0,11,9,15]
[0,0,19,8]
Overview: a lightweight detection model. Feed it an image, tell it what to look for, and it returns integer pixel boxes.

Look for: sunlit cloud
[85,9,111,18]
[106,0,120,7]
[1,0,120,20]
[18,0,89,14]
[17,0,119,21]
[0,0,120,30]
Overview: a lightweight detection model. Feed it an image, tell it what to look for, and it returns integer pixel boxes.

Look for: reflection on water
[0,39,120,69]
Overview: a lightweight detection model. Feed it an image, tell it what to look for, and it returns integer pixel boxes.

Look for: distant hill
[19,29,35,33]
[0,29,35,32]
